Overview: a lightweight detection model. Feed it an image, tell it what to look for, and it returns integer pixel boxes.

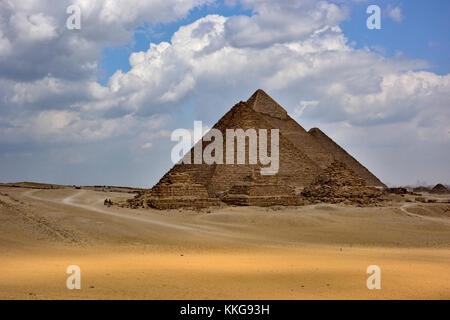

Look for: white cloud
[3,3,447,145]
[0,30,12,57]
[10,12,57,42]
[0,0,211,81]
[225,0,349,47]
[0,0,448,186]
[141,142,153,149]
[293,100,319,119]
[101,11,443,130]
[386,5,403,23]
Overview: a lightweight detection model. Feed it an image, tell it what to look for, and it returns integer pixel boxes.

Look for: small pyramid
[308,127,386,188]
[126,173,219,209]
[301,160,383,205]
[430,183,449,194]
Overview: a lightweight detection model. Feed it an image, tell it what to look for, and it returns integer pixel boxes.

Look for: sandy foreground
[0,186,449,299]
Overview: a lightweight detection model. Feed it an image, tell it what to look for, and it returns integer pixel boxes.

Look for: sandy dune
[0,186,449,299]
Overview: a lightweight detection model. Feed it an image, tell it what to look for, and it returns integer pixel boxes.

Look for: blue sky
[341,0,450,74]
[0,0,448,187]
[98,1,254,84]
[98,0,450,85]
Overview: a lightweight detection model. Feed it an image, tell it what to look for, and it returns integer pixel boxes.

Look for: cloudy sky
[0,0,448,187]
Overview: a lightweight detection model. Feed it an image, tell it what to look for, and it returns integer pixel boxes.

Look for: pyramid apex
[246,89,288,120]
[308,127,322,134]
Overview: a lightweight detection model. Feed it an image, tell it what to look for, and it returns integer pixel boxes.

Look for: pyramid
[247,90,335,169]
[246,89,288,120]
[129,89,385,208]
[126,173,219,209]
[222,170,302,207]
[308,127,386,188]
[430,184,449,194]
[153,100,321,196]
[301,160,383,205]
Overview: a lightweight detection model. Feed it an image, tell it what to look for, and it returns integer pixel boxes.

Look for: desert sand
[0,186,449,299]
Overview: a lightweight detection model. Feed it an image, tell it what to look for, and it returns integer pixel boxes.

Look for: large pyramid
[129,90,385,209]
[246,90,334,169]
[308,127,385,188]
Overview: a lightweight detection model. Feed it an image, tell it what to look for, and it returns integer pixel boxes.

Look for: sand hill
[129,90,385,209]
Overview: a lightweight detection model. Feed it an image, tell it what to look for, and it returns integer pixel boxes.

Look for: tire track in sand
[23,189,251,242]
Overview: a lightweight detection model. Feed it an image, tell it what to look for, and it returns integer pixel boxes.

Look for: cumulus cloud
[0,0,448,186]
[386,5,403,23]
[0,0,211,82]
[0,0,210,144]
[101,10,445,132]
[224,0,349,47]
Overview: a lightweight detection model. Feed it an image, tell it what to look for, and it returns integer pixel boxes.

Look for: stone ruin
[127,173,219,209]
[301,160,382,205]
[308,128,385,188]
[128,89,386,209]
[221,170,302,207]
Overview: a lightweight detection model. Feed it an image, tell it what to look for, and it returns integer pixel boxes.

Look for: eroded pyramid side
[301,160,383,205]
[308,127,385,188]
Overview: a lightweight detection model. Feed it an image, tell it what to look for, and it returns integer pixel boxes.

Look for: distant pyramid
[430,183,449,194]
[129,89,385,209]
[308,127,385,188]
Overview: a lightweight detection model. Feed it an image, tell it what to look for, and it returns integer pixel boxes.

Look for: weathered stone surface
[246,89,288,120]
[301,160,383,205]
[221,171,302,207]
[158,100,321,196]
[248,90,335,170]
[127,173,220,209]
[308,127,386,188]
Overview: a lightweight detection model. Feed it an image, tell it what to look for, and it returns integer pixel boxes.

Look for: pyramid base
[145,197,221,210]
[221,194,302,207]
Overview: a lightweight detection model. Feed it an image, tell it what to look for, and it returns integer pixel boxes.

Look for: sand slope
[0,186,449,299]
